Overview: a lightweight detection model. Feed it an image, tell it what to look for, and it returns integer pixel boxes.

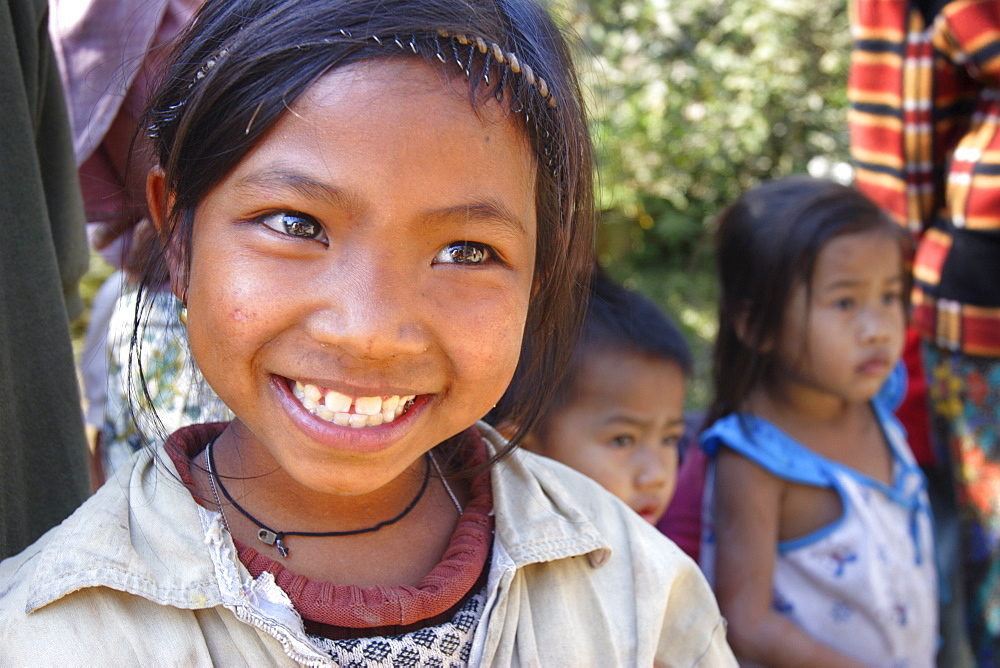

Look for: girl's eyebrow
[601,414,685,429]
[421,202,528,238]
[233,170,358,211]
[820,274,904,291]
[233,169,529,237]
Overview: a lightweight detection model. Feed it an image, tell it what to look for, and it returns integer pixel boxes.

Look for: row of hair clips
[149,28,559,174]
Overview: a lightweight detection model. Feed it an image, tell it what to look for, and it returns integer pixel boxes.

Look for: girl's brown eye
[608,434,635,449]
[434,241,494,265]
[260,211,326,242]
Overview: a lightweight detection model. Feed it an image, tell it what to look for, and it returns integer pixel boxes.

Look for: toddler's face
[528,349,685,524]
[776,229,906,407]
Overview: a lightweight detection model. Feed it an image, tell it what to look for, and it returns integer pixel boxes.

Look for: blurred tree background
[556,0,853,406]
[73,0,853,409]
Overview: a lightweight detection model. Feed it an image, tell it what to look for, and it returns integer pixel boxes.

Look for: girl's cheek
[229,308,255,323]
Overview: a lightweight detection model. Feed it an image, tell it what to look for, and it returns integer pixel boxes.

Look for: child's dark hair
[493,267,692,430]
[134,0,595,468]
[706,176,912,427]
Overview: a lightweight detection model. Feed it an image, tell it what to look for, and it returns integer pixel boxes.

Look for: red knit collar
[166,423,494,633]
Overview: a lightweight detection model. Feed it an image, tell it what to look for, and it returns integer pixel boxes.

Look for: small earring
[179,305,188,326]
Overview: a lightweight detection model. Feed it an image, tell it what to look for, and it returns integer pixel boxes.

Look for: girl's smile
[272,375,428,453]
[162,58,537,500]
[290,380,415,428]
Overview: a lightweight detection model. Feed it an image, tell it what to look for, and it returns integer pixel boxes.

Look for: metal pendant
[257,529,289,557]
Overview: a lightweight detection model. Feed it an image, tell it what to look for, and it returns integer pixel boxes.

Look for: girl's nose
[303,252,430,361]
[860,307,892,344]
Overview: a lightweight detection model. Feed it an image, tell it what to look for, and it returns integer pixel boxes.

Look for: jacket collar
[26,442,224,613]
[27,423,611,611]
[479,422,613,569]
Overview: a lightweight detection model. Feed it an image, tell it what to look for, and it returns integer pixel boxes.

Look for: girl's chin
[281,461,425,499]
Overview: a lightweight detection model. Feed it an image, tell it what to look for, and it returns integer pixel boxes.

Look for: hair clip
[495,65,509,104]
[190,48,229,88]
[450,38,463,72]
[463,42,475,78]
[147,100,187,140]
[433,34,447,63]
[151,27,559,161]
[245,102,264,135]
[483,48,493,85]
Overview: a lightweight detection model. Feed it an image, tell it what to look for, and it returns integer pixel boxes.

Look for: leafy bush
[559,0,852,405]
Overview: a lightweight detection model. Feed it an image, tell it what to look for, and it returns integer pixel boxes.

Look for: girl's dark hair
[705,176,912,427]
[493,266,691,431]
[579,268,692,377]
[136,0,595,469]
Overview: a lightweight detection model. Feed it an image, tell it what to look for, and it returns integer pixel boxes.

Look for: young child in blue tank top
[700,176,937,666]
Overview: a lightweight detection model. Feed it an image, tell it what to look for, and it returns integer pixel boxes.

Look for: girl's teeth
[304,384,322,403]
[324,390,352,412]
[293,381,415,428]
[354,396,382,415]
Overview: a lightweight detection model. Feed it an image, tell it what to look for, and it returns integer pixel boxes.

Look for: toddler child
[498,269,691,526]
[700,176,936,666]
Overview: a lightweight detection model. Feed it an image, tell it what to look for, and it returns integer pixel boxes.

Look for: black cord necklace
[206,437,431,558]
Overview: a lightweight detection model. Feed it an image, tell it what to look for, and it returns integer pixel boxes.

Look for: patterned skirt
[925,343,1000,666]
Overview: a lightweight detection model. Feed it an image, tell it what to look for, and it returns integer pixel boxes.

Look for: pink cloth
[896,327,935,466]
[49,0,200,237]
[657,446,707,563]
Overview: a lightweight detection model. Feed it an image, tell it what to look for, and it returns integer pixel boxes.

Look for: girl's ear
[517,427,543,454]
[146,167,188,301]
[733,302,774,354]
[493,418,533,449]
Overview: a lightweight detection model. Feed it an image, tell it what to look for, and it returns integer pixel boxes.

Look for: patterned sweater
[849,0,1000,356]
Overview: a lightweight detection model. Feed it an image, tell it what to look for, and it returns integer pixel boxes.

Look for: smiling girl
[0,0,733,664]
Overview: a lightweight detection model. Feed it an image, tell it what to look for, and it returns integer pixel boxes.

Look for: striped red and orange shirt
[850,0,1000,357]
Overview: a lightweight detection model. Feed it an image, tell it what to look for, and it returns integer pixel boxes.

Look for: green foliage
[556,0,851,405]
[72,251,115,362]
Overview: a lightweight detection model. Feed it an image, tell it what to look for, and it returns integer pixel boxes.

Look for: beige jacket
[0,424,735,666]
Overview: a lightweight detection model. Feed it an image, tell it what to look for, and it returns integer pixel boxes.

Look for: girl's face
[774,229,905,408]
[172,58,537,496]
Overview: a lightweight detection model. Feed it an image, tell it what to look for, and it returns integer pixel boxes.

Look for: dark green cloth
[0,0,90,558]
